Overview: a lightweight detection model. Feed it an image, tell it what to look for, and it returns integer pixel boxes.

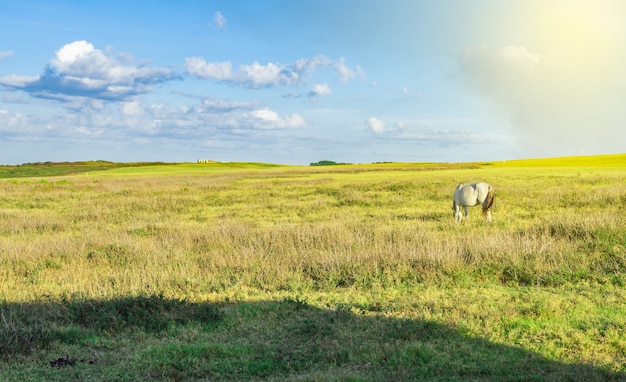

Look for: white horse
[452,182,495,222]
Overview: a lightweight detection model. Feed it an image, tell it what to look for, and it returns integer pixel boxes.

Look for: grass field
[1,154,626,381]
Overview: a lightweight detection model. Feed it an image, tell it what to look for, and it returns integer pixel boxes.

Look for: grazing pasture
[1,155,626,381]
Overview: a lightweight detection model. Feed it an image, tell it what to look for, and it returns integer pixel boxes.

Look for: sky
[1,0,625,165]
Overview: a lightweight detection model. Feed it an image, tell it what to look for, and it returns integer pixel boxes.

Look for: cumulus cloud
[185,55,361,88]
[0,40,176,101]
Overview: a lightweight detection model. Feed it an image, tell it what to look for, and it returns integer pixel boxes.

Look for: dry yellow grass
[1,162,624,302]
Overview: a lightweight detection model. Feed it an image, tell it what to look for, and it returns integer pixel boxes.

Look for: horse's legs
[463,206,469,221]
[485,210,492,223]
[454,204,462,222]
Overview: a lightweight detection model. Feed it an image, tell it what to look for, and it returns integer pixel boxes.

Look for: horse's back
[474,182,491,199]
[455,182,492,206]
[455,183,479,206]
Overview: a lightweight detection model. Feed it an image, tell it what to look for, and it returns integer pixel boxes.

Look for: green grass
[0,160,183,179]
[0,160,288,179]
[0,154,625,380]
[1,291,624,381]
[2,153,624,179]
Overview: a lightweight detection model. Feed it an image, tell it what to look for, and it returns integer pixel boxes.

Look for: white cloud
[0,50,14,61]
[0,40,175,101]
[0,74,41,87]
[184,58,298,87]
[293,55,332,72]
[184,57,233,80]
[240,61,298,87]
[121,101,143,116]
[498,46,540,64]
[335,57,355,82]
[90,99,105,110]
[185,55,361,88]
[0,90,307,147]
[366,117,386,134]
[214,11,227,28]
[285,114,306,128]
[248,108,305,129]
[50,40,173,88]
[249,108,280,121]
[53,40,93,69]
[366,117,493,146]
[199,96,258,112]
[309,83,332,97]
[51,41,152,85]
[0,109,27,131]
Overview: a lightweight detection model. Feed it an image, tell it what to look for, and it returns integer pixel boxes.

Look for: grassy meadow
[1,155,626,381]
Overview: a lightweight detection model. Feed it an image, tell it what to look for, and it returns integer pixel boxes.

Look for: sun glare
[532,1,623,72]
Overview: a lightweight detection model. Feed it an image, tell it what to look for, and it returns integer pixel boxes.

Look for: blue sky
[1,1,625,165]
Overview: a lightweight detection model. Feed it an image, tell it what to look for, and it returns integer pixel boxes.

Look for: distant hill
[0,161,176,179]
[1,153,624,179]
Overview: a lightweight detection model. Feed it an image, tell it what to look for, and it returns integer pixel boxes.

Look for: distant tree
[310,160,338,166]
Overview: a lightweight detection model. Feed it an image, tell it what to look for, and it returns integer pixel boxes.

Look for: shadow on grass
[0,295,623,381]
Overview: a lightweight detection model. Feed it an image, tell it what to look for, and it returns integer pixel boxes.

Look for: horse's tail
[482,185,495,215]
